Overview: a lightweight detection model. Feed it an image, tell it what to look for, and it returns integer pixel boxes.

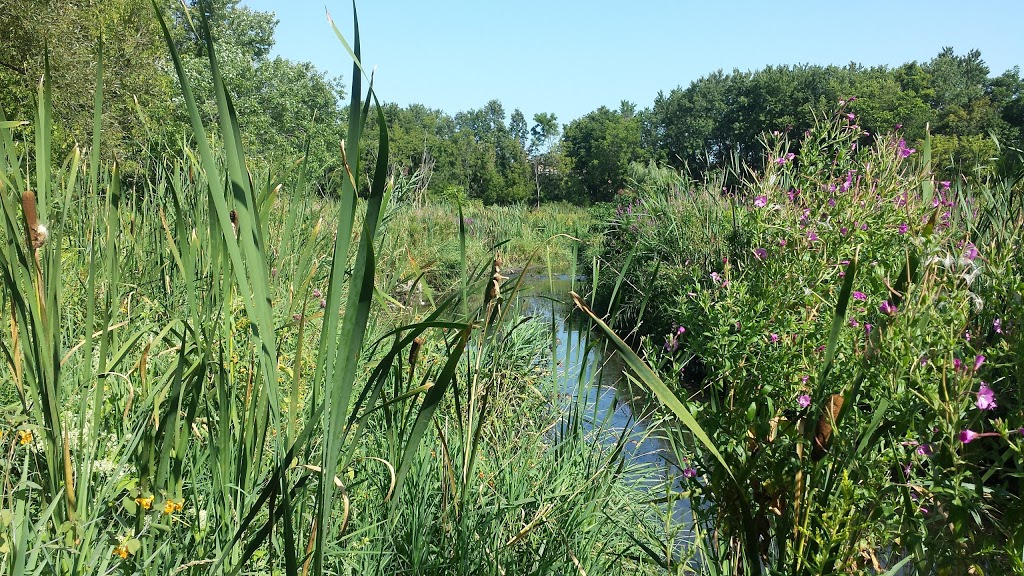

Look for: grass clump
[0,4,661,575]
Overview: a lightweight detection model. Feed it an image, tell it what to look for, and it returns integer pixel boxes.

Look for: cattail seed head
[812,393,844,460]
[21,190,46,248]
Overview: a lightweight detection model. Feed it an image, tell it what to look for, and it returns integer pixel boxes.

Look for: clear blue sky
[242,0,1023,125]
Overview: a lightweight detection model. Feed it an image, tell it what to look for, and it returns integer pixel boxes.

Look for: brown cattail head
[812,393,845,460]
[21,190,46,249]
[409,337,424,370]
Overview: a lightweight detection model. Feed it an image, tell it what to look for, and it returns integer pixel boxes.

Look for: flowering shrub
[600,104,1024,572]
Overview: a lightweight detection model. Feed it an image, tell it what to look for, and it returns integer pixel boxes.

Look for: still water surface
[512,275,691,520]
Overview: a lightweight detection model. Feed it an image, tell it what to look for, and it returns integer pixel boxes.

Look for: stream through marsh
[513,274,692,525]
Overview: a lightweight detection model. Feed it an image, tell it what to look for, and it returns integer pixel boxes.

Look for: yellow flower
[113,545,129,559]
[163,499,183,515]
[17,430,32,445]
[135,496,153,510]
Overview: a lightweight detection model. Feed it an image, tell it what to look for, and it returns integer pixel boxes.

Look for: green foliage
[596,105,1024,573]
[0,0,174,175]
[645,52,1024,181]
[0,7,660,575]
[562,102,646,203]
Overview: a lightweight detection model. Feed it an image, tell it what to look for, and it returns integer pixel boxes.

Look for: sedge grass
[0,4,669,575]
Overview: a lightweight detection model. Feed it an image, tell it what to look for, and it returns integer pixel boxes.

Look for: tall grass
[0,3,668,575]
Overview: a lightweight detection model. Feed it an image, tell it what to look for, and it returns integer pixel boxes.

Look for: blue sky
[242,0,1023,125]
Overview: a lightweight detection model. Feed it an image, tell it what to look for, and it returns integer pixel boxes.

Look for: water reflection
[510,275,691,524]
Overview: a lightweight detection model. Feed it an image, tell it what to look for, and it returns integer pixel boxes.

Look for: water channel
[511,274,692,524]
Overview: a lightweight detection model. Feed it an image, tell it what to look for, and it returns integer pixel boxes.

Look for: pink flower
[915,444,933,457]
[959,430,979,444]
[682,467,697,478]
[754,195,768,208]
[864,323,873,335]
[753,247,768,260]
[964,244,978,261]
[852,291,866,301]
[312,288,322,299]
[798,394,811,408]
[940,181,951,190]
[897,222,908,235]
[770,333,779,343]
[897,139,916,158]
[778,238,787,247]
[849,317,860,328]
[994,318,1002,334]
[879,301,897,316]
[976,383,997,410]
[974,354,985,372]
[319,299,327,310]
[807,230,819,242]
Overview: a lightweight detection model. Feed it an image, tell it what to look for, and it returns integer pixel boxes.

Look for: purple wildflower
[994,318,1002,334]
[897,139,916,158]
[312,288,322,299]
[754,195,768,208]
[974,355,985,372]
[964,244,979,261]
[879,301,898,316]
[915,444,933,457]
[959,430,979,444]
[807,230,819,242]
[864,323,873,335]
[770,333,779,343]
[849,317,860,328]
[753,247,768,260]
[682,467,697,478]
[897,222,908,235]
[798,394,811,408]
[976,383,997,410]
[852,291,867,301]
[319,299,327,310]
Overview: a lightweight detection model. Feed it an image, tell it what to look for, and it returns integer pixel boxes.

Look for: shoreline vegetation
[1,2,1023,575]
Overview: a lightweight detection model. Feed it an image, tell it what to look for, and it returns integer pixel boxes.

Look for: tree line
[3,1,1021,203]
